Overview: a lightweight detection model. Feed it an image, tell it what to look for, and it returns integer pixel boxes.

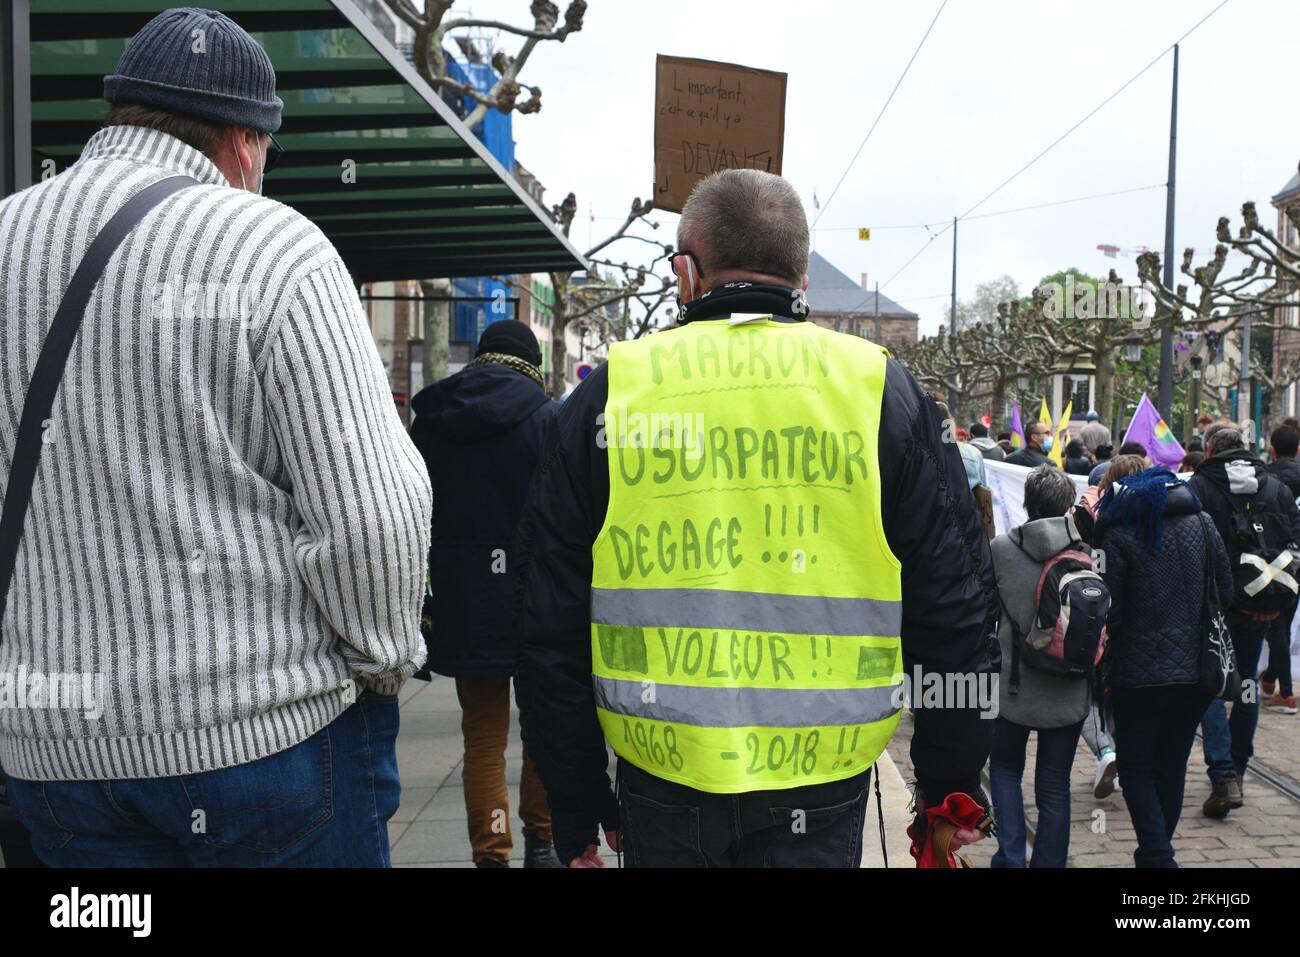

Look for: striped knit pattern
[0,126,432,781]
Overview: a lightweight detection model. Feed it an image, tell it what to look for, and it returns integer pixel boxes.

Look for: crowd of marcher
[961,415,1300,867]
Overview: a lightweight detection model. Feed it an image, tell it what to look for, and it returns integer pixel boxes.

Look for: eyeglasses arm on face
[668,250,703,278]
[264,133,285,174]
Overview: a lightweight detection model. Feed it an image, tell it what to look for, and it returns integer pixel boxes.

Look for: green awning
[27,0,587,280]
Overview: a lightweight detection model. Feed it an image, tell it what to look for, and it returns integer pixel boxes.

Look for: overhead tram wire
[955,0,1232,223]
[878,0,1233,291]
[812,0,948,228]
[836,182,1166,315]
[814,182,1165,236]
[961,182,1165,222]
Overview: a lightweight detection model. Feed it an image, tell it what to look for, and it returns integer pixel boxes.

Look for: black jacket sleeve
[1275,476,1300,547]
[513,366,615,861]
[878,360,1000,804]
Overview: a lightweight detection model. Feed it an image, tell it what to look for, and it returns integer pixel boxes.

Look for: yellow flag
[1053,401,1073,467]
[1037,397,1059,465]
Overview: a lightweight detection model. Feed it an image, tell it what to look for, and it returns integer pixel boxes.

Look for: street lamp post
[1123,332,1144,364]
[1158,44,1180,421]
[1188,354,1203,445]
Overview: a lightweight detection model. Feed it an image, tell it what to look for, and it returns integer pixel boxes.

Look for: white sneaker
[1093,749,1118,799]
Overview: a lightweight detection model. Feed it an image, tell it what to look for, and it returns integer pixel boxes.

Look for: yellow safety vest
[591,316,904,794]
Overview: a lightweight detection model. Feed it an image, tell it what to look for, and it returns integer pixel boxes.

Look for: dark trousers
[987,716,1083,868]
[1261,604,1295,698]
[1112,684,1211,868]
[617,759,872,867]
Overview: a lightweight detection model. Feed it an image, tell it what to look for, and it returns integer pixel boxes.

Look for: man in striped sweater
[0,8,432,865]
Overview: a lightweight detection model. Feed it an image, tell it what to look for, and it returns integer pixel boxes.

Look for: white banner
[984,461,1194,536]
[985,460,1089,537]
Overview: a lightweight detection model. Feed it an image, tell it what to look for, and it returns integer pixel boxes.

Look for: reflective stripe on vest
[594,676,902,727]
[591,587,902,636]
[591,317,903,794]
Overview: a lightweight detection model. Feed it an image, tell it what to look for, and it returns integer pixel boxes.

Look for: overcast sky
[456,0,1300,336]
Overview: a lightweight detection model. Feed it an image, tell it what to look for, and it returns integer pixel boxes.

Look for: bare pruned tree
[385,0,587,129]
[894,293,1058,427]
[537,194,674,397]
[1137,200,1299,327]
[1136,199,1300,431]
[1015,269,1166,428]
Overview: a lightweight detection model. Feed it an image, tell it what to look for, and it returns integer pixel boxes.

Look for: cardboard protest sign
[653,54,788,214]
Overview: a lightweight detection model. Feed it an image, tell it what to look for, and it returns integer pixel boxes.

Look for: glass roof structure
[25,0,587,280]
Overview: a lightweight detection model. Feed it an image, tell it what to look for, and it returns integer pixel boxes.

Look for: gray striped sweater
[0,126,433,781]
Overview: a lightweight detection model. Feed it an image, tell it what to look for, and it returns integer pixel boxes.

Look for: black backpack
[1225,482,1300,613]
[1004,542,1111,695]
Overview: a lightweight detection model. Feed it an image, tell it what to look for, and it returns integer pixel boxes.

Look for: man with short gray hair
[1204,425,1245,459]
[672,167,811,290]
[516,169,999,868]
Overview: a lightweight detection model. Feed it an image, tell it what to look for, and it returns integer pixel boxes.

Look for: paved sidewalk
[390,674,917,868]
[389,674,619,867]
[886,708,1300,868]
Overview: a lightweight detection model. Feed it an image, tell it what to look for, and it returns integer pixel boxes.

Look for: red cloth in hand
[907,792,985,868]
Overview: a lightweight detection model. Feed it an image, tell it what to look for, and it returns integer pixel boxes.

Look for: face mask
[1040,435,1054,454]
[675,256,699,313]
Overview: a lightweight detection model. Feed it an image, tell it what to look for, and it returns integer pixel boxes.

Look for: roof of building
[25,0,587,281]
[1272,165,1300,206]
[806,250,917,318]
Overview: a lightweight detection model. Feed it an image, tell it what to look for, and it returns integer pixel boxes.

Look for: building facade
[804,251,919,349]
[1271,165,1300,421]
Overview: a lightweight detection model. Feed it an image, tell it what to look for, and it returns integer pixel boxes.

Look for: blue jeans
[988,716,1083,868]
[7,692,401,867]
[1112,684,1210,868]
[1201,610,1269,781]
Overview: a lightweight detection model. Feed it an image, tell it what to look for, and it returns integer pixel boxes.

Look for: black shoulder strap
[998,594,1024,696]
[0,175,197,633]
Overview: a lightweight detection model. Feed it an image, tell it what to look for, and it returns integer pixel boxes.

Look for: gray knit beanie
[104,8,282,133]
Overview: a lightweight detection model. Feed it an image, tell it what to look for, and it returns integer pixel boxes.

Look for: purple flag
[1010,401,1025,449]
[1122,393,1185,469]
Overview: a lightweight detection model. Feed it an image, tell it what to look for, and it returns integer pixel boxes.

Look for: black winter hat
[104,8,283,133]
[476,320,543,368]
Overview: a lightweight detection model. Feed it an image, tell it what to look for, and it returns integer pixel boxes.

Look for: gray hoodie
[971,436,1006,461]
[990,515,1092,728]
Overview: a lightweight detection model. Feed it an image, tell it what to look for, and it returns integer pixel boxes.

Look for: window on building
[1060,375,1090,414]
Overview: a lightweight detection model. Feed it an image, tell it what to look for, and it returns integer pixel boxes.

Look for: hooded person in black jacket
[513,170,999,868]
[1262,424,1300,712]
[1188,423,1300,817]
[408,320,561,868]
